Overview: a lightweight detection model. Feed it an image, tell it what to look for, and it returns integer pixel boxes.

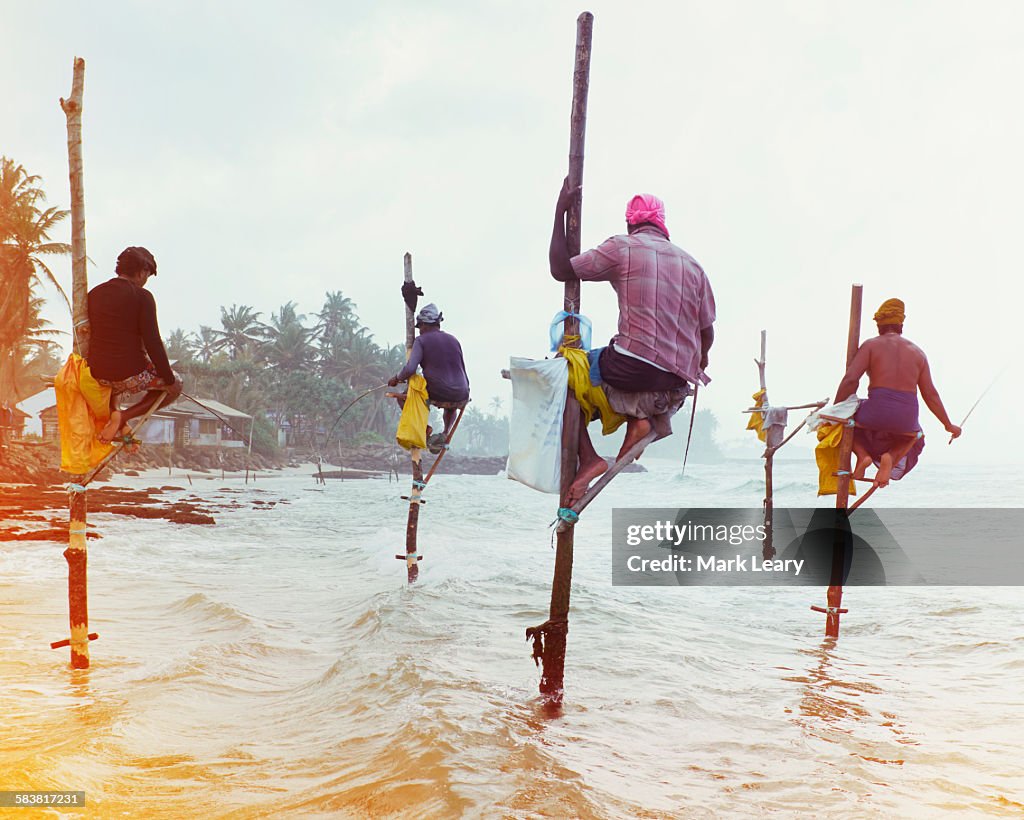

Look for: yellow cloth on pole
[559,346,626,436]
[746,388,767,442]
[815,422,858,497]
[54,353,115,474]
[395,374,429,450]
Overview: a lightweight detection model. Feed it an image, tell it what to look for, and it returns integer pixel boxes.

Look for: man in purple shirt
[550,180,716,504]
[388,302,470,451]
[87,246,183,443]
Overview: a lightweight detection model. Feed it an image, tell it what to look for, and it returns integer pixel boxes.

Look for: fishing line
[324,383,390,442]
[181,392,253,441]
[950,365,1008,444]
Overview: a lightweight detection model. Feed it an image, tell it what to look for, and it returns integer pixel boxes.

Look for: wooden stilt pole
[557,428,657,528]
[421,406,466,486]
[824,283,862,638]
[79,395,167,487]
[60,57,90,669]
[755,331,780,559]
[245,416,253,483]
[535,12,593,706]
[61,59,88,363]
[401,252,422,584]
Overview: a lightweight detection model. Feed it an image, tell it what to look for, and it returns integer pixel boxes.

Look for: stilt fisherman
[834,297,961,486]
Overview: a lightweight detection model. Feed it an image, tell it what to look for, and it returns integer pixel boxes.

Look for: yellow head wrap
[873,298,905,325]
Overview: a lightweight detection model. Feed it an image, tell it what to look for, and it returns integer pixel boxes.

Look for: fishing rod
[324,383,390,442]
[182,384,389,462]
[949,366,1007,444]
[182,392,254,441]
[680,384,699,479]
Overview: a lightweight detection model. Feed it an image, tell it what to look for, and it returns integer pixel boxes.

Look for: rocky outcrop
[312,443,645,479]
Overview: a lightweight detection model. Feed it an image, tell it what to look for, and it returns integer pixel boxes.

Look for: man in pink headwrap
[550,179,716,504]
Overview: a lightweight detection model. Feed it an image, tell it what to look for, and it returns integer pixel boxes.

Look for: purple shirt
[396,329,470,403]
[571,226,716,385]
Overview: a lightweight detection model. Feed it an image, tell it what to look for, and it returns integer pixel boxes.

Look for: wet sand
[0,483,291,541]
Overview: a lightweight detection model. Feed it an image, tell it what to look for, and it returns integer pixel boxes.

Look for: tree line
[165,297,510,456]
[164,296,405,451]
[0,156,510,456]
[0,158,68,402]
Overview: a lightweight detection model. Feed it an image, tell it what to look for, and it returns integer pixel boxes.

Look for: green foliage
[458,402,509,456]
[353,429,387,446]
[680,407,724,463]
[165,290,405,451]
[0,157,71,401]
[249,412,281,456]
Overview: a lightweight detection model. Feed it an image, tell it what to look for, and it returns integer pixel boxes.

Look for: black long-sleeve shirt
[86,277,174,383]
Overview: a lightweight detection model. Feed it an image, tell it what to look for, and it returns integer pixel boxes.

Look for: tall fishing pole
[950,366,1006,444]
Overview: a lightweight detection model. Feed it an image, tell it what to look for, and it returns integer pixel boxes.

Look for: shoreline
[0,440,519,487]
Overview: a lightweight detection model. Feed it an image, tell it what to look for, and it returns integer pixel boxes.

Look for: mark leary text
[626,555,805,575]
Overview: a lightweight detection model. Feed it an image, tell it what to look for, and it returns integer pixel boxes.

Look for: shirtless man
[833,298,961,486]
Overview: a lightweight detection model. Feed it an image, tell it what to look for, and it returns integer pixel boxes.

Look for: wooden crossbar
[555,428,659,532]
[80,391,168,487]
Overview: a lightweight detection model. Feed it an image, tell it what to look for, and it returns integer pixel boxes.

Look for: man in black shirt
[87,246,182,443]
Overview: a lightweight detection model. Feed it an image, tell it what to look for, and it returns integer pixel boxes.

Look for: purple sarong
[853,387,925,480]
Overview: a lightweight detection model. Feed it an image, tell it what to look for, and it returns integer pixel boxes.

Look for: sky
[2,1,1021,465]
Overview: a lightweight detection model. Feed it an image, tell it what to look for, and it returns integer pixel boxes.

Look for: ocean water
[2,459,1022,818]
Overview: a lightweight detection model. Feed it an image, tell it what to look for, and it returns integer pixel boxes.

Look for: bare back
[835,327,958,435]
[861,334,927,392]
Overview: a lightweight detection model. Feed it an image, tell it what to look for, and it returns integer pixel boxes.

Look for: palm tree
[216,304,262,360]
[382,343,405,376]
[316,291,358,341]
[264,322,316,371]
[194,326,220,364]
[165,328,196,363]
[260,302,316,371]
[0,158,71,398]
[337,330,386,388]
[4,292,65,399]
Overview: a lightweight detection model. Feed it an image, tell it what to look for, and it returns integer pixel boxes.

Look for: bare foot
[98,409,123,444]
[566,458,609,506]
[852,455,873,481]
[874,453,893,487]
[617,418,652,462]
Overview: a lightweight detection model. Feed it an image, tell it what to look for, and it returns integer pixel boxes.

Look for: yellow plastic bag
[560,346,626,436]
[54,354,114,474]
[815,422,857,497]
[395,374,430,450]
[746,388,767,442]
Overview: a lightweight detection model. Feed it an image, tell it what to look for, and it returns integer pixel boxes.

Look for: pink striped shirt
[571,226,716,385]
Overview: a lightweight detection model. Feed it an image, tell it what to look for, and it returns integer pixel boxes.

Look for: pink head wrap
[625,194,669,238]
